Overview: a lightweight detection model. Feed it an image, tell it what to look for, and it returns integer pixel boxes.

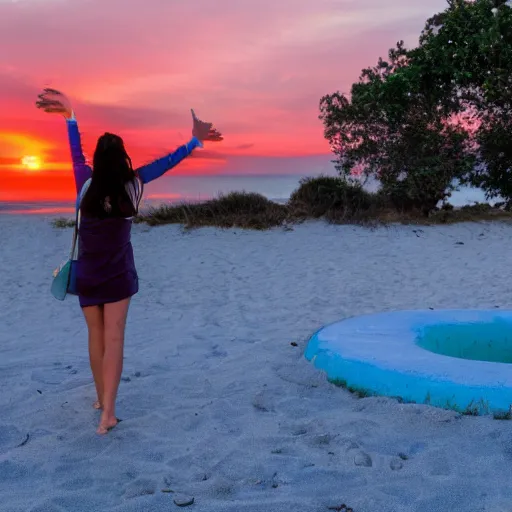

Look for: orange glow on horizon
[1,206,75,215]
[0,92,331,202]
[0,0,446,202]
[21,155,42,171]
[1,169,75,202]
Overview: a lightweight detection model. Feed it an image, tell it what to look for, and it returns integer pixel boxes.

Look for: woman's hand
[35,88,74,119]
[191,109,223,142]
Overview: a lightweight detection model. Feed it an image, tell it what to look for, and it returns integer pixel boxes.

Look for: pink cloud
[0,0,448,184]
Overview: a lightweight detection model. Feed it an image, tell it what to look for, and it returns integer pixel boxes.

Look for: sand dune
[1,215,512,512]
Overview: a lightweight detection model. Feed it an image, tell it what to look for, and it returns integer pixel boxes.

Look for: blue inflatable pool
[305,310,512,415]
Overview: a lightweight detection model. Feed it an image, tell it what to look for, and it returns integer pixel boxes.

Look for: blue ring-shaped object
[305,310,512,415]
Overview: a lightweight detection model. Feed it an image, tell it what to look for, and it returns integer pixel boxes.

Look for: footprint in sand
[211,400,243,436]
[31,364,78,385]
[424,449,451,476]
[409,441,427,455]
[206,344,228,359]
[274,362,327,388]
[59,432,119,464]
[252,390,276,412]
[0,459,30,481]
[56,474,95,491]
[123,478,158,499]
[0,424,28,456]
[309,434,336,447]
[390,458,404,470]
[204,476,236,499]
[278,422,311,436]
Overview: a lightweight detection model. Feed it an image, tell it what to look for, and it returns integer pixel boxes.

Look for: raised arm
[37,91,223,190]
[66,116,93,193]
[136,137,202,184]
[35,88,92,194]
[136,110,223,184]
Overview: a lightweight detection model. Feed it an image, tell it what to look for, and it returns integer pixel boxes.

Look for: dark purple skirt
[76,216,139,308]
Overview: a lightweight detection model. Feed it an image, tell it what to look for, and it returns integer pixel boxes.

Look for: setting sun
[21,155,41,171]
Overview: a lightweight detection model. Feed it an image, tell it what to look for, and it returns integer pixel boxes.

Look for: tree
[413,0,512,201]
[321,0,512,207]
[319,42,475,214]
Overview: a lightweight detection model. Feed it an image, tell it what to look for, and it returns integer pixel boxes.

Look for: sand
[1,214,512,512]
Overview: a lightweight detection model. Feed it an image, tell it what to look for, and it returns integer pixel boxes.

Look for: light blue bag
[51,260,74,301]
[51,180,90,301]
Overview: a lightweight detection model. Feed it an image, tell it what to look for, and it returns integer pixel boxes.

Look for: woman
[36,88,223,434]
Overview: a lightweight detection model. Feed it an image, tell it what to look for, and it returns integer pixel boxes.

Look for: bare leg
[97,298,131,435]
[82,305,105,409]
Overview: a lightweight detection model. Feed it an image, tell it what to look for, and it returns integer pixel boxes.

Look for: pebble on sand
[353,450,372,467]
[173,495,195,507]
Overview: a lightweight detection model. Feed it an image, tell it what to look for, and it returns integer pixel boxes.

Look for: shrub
[383,179,453,216]
[288,176,376,221]
[51,181,512,232]
[137,191,288,230]
[52,218,76,228]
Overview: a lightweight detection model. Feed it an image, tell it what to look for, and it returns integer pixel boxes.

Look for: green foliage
[53,186,512,232]
[137,191,288,230]
[473,117,512,200]
[493,409,512,420]
[319,42,475,215]
[416,0,512,107]
[288,176,374,219]
[329,378,372,398]
[415,0,512,201]
[52,218,76,228]
[320,0,512,208]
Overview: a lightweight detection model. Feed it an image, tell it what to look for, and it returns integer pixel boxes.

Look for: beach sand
[1,215,512,512]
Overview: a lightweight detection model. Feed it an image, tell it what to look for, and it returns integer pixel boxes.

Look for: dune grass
[135,191,289,230]
[52,176,512,230]
[52,218,76,228]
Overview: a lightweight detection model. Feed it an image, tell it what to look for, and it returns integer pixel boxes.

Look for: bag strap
[69,179,91,260]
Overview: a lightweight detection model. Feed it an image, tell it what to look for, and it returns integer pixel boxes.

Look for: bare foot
[92,400,103,410]
[96,415,120,435]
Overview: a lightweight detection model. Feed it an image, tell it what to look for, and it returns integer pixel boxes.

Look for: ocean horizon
[0,173,494,215]
[0,174,313,215]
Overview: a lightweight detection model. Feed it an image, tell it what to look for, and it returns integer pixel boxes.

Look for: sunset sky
[0,0,447,201]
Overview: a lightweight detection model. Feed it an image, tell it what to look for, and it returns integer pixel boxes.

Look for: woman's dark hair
[81,133,138,218]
